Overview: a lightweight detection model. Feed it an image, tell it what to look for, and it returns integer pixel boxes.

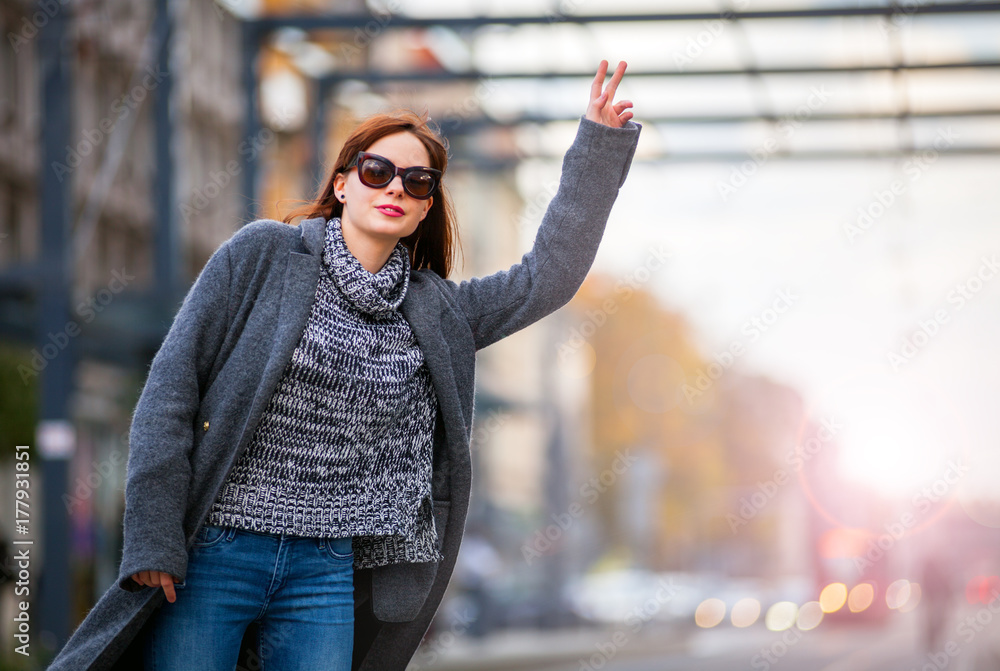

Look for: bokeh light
[848,583,875,613]
[765,601,799,631]
[695,598,727,628]
[819,582,848,613]
[899,583,922,613]
[731,598,761,628]
[983,577,1000,604]
[885,579,912,610]
[959,498,1000,529]
[796,601,824,631]
[965,575,1000,605]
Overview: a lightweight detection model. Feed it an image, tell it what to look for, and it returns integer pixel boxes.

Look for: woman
[49,59,640,671]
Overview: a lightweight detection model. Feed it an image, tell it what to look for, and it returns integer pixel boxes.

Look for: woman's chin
[369,219,419,240]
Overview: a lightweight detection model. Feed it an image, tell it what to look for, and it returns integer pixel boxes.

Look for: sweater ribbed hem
[206,483,427,538]
[206,492,443,570]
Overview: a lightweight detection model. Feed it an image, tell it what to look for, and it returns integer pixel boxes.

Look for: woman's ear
[421,196,433,221]
[333,172,347,201]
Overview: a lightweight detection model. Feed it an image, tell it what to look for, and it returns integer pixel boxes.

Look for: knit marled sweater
[207,216,442,569]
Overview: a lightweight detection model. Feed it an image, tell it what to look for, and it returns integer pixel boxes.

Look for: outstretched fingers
[602,61,627,105]
[591,59,610,104]
[586,60,631,127]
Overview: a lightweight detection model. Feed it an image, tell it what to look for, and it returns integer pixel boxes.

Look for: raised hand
[586,60,634,128]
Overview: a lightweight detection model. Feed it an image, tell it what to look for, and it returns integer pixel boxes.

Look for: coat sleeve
[116,241,233,592]
[446,115,641,351]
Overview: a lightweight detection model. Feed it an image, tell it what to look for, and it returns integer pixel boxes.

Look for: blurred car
[565,568,711,626]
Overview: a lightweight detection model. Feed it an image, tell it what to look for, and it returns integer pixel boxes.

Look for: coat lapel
[236,221,322,457]
[400,272,479,448]
[399,278,454,408]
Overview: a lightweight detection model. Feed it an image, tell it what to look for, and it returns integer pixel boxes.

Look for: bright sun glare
[831,373,965,499]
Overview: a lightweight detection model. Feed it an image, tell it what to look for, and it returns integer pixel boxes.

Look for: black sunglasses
[346,151,441,200]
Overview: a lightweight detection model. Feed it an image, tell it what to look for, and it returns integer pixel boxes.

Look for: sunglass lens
[404,171,436,198]
[360,158,392,186]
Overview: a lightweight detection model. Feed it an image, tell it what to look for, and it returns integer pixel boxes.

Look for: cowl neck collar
[321,217,410,317]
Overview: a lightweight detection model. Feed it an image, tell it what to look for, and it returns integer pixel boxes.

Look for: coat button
[203,421,210,431]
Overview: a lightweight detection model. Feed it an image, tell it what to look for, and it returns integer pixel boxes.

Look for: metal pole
[254,3,1000,32]
[153,0,180,299]
[309,77,331,194]
[37,4,74,653]
[541,317,570,628]
[240,20,261,224]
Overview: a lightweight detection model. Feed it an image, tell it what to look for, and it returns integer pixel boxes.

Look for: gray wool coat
[48,115,641,670]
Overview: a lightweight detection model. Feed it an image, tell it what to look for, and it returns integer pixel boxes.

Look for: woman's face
[334,131,435,247]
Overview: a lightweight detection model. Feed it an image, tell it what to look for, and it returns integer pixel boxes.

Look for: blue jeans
[142,524,354,671]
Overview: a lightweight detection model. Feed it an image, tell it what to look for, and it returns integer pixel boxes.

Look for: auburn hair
[281,109,461,278]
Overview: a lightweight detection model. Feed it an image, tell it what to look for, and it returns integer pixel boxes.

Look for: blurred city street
[417,601,1000,671]
[2,0,1000,668]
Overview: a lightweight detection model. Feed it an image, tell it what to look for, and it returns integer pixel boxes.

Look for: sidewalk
[407,622,690,671]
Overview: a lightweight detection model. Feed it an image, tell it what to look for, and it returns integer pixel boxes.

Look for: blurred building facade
[0,2,37,268]
[563,276,812,582]
[0,0,247,642]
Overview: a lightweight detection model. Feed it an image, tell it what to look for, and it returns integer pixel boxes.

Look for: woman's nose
[383,174,405,195]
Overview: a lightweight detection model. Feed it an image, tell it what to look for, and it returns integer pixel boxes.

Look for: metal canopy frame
[237,1,1000,216]
[253,3,1000,30]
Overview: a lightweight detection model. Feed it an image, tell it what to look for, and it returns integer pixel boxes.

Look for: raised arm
[448,60,641,351]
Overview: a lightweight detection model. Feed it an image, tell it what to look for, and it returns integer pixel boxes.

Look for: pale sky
[592,154,1000,503]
